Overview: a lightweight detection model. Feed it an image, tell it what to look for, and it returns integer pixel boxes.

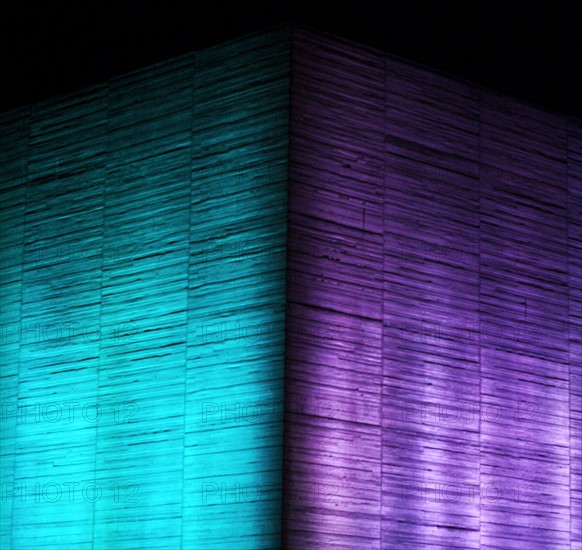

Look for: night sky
[1,0,581,118]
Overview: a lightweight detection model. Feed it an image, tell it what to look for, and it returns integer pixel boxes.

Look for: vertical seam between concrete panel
[92,81,110,550]
[10,106,30,550]
[380,51,387,550]
[180,54,195,550]
[565,118,572,548]
[478,86,483,550]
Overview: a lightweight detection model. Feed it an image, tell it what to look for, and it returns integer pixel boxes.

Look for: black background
[1,0,580,118]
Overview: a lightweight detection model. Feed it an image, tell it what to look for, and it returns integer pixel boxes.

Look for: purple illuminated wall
[284,27,581,549]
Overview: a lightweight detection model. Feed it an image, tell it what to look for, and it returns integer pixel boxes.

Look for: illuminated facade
[1,25,580,549]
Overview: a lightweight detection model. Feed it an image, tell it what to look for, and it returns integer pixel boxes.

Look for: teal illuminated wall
[1,28,289,549]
